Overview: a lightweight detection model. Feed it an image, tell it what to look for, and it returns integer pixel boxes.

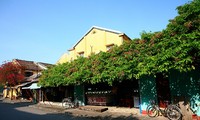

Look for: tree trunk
[179,100,193,120]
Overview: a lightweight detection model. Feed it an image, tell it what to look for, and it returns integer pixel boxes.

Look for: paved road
[0,100,167,120]
[0,101,89,120]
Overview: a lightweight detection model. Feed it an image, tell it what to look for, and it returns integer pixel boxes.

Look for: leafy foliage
[39,0,200,87]
[0,62,24,86]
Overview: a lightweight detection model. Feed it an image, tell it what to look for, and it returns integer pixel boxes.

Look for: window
[78,51,84,57]
[25,71,33,77]
[106,43,114,51]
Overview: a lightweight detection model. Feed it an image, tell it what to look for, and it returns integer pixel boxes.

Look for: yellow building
[57,26,131,64]
[3,59,52,100]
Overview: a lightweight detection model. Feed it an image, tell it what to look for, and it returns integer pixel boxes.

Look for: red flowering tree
[0,61,24,86]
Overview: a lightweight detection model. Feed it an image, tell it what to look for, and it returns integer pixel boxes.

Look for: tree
[0,61,24,86]
[39,0,200,86]
[152,0,200,72]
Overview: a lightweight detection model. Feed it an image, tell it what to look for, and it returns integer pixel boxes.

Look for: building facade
[56,26,200,119]
[55,26,134,106]
[57,26,131,64]
[3,59,52,100]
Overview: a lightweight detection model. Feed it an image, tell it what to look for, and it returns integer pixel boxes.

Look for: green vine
[39,0,200,87]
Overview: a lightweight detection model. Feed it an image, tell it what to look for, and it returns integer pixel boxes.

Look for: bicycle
[146,100,182,120]
[62,97,79,109]
[190,94,200,115]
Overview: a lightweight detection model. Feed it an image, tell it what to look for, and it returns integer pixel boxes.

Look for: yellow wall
[3,86,21,99]
[3,89,7,98]
[57,27,131,64]
[57,53,69,64]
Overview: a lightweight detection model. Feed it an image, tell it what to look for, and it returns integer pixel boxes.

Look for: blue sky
[0,0,190,64]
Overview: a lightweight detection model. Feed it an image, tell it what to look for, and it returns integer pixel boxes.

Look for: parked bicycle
[62,97,79,109]
[146,100,182,120]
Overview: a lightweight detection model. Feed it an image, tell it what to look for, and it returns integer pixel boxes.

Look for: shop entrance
[84,80,139,107]
[85,83,112,106]
[156,73,171,108]
[116,80,139,108]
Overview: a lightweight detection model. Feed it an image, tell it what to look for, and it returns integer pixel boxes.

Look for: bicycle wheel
[74,98,79,108]
[146,105,158,117]
[62,98,72,109]
[166,105,182,120]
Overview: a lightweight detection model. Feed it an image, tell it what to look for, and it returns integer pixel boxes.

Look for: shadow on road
[0,101,143,120]
[65,111,143,120]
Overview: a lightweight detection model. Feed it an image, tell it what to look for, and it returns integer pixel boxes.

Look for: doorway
[156,73,171,108]
[117,80,139,108]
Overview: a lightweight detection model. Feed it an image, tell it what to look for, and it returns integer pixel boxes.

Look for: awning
[22,83,41,89]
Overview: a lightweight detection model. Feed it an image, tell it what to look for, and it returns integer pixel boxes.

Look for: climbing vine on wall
[39,0,200,87]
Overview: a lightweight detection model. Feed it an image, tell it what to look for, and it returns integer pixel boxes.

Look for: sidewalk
[31,102,167,120]
[1,99,167,120]
[29,102,66,113]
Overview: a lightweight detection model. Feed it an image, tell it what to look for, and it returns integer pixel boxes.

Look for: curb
[29,104,66,113]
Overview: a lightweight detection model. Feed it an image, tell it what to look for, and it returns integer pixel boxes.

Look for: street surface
[0,101,88,120]
[0,100,167,120]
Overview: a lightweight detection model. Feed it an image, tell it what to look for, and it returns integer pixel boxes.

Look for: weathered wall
[139,75,157,114]
[74,84,85,106]
[169,69,200,118]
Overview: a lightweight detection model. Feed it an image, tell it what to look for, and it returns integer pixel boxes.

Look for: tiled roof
[37,62,54,68]
[13,59,53,71]
[92,26,122,34]
[14,59,41,71]
[25,73,41,82]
